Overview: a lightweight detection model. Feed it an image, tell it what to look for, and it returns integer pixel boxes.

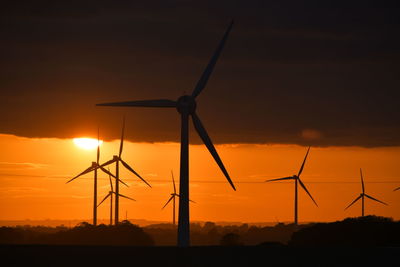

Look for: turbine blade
[120,158,152,188]
[99,158,117,168]
[117,193,136,201]
[360,168,365,194]
[191,20,234,98]
[98,165,117,179]
[119,116,125,157]
[298,178,318,207]
[97,127,100,164]
[96,99,177,108]
[298,146,311,177]
[171,170,176,194]
[97,193,111,207]
[108,167,113,192]
[394,187,400,191]
[365,194,388,206]
[189,199,196,204]
[265,177,294,182]
[162,195,174,209]
[191,113,236,190]
[66,165,94,183]
[118,177,129,188]
[344,195,362,210]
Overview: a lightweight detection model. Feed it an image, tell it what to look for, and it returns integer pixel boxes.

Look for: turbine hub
[176,95,196,114]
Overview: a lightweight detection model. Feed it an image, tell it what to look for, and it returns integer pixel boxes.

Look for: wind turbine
[345,168,388,217]
[66,130,116,226]
[162,170,195,226]
[99,117,151,225]
[265,146,318,225]
[394,186,400,192]
[98,169,135,225]
[96,21,236,247]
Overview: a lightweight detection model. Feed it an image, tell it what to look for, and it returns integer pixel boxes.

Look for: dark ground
[1,244,399,267]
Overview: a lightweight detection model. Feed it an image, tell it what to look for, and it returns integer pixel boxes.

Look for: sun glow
[73,138,103,150]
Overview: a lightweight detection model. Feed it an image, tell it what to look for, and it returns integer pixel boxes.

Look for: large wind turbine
[98,170,135,225]
[265,146,318,225]
[99,117,151,225]
[162,170,195,226]
[66,130,116,226]
[96,21,236,247]
[345,168,388,217]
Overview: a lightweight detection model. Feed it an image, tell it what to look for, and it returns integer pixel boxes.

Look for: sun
[73,138,103,150]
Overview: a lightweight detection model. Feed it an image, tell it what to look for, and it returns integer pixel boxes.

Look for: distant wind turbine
[99,117,151,225]
[265,146,318,225]
[98,169,135,225]
[345,168,388,216]
[66,129,116,226]
[162,170,195,226]
[394,186,400,192]
[96,21,236,247]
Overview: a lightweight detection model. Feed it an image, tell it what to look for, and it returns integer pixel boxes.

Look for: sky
[0,1,399,224]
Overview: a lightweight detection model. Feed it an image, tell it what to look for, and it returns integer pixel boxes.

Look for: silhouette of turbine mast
[66,129,116,226]
[345,168,388,216]
[265,146,318,225]
[99,117,151,225]
[97,21,236,247]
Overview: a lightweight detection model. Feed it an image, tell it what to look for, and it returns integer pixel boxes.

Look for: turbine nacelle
[177,95,196,114]
[113,155,119,160]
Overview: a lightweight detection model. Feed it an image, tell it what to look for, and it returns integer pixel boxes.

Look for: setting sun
[73,138,103,150]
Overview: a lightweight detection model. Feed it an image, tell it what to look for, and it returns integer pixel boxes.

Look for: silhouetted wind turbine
[345,168,388,216]
[99,117,151,225]
[66,129,116,226]
[265,146,318,225]
[162,170,195,226]
[97,21,236,247]
[98,169,135,225]
[394,186,400,192]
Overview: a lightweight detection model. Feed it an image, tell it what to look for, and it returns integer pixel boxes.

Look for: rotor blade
[118,177,129,188]
[394,187,400,191]
[97,127,100,164]
[189,199,196,204]
[191,113,236,190]
[265,177,295,182]
[97,193,111,207]
[365,194,388,206]
[96,99,177,108]
[99,158,117,168]
[108,167,113,192]
[174,194,194,204]
[117,193,136,201]
[162,195,174,210]
[360,168,365,194]
[298,146,311,177]
[119,158,152,188]
[192,20,234,98]
[66,165,94,183]
[119,116,125,157]
[171,170,176,194]
[344,195,362,210]
[298,178,318,207]
[98,165,117,179]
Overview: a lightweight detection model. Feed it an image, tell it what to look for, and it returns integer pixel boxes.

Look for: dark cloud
[1,1,400,147]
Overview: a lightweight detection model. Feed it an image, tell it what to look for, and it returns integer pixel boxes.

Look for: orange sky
[0,133,399,224]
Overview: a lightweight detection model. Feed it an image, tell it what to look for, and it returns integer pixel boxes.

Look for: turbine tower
[100,117,151,225]
[265,146,318,225]
[98,170,135,225]
[66,130,116,226]
[345,168,388,217]
[162,170,195,226]
[96,21,236,247]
